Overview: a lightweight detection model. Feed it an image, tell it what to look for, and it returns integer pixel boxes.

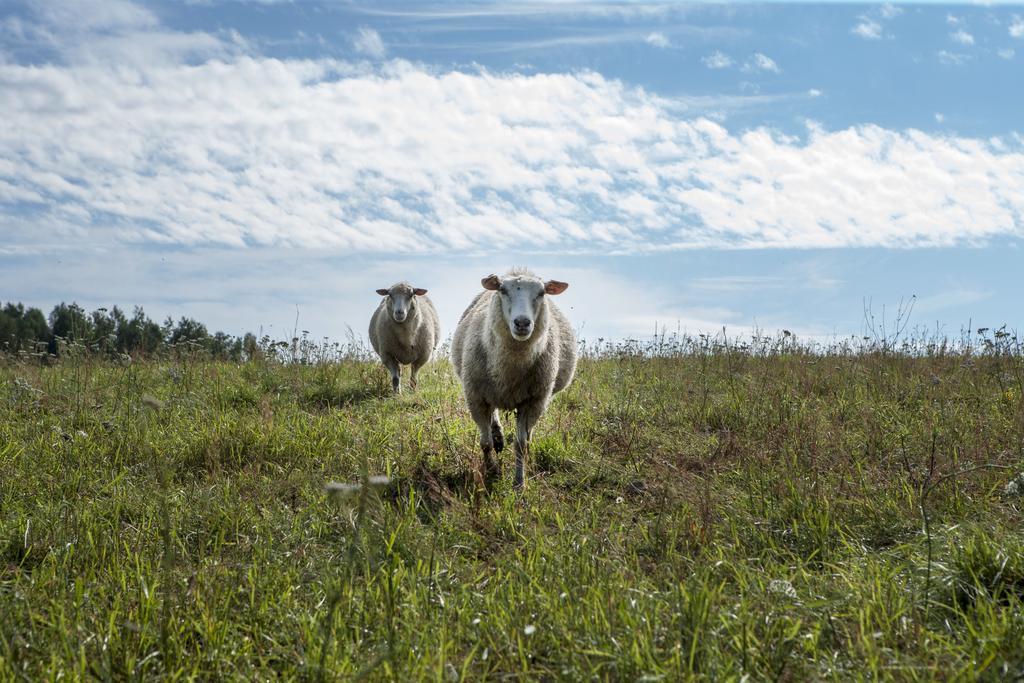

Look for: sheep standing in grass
[369,283,441,394]
[451,268,576,490]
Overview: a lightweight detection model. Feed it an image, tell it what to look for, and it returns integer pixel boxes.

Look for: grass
[1,336,1023,680]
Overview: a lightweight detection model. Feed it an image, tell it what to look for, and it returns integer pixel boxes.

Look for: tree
[91,308,118,353]
[169,317,208,346]
[20,307,50,349]
[0,300,257,361]
[242,332,260,360]
[115,306,163,356]
[49,302,93,351]
[0,303,50,353]
[0,305,17,351]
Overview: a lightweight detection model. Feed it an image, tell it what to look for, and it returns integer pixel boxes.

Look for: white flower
[367,475,391,488]
[768,579,798,599]
[523,625,536,636]
[324,482,361,499]
[325,474,390,499]
[1005,473,1024,497]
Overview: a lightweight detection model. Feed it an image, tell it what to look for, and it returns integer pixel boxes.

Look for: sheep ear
[481,275,501,291]
[376,288,389,296]
[413,288,428,296]
[544,280,568,295]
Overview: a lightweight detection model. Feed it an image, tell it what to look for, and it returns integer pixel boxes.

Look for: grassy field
[2,337,1023,680]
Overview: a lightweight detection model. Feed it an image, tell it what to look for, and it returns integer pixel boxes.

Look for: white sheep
[369,282,441,394]
[451,267,576,489]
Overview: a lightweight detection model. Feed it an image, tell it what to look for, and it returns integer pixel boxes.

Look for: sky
[1,0,1022,344]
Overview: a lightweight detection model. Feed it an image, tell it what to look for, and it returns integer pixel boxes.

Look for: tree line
[0,301,257,360]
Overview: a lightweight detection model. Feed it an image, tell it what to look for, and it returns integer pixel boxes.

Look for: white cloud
[701,51,733,69]
[2,56,1023,255]
[937,50,970,65]
[934,113,945,123]
[352,27,386,58]
[1,1,1024,260]
[946,14,961,26]
[851,19,883,40]
[0,0,243,66]
[851,5,902,42]
[644,32,669,49]
[1011,16,1024,39]
[745,53,780,73]
[356,4,687,21]
[423,27,740,55]
[33,0,158,32]
[879,4,903,20]
[950,29,975,45]
[998,48,1016,59]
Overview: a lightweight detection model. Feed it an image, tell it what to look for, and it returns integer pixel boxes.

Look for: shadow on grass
[390,462,476,519]
[301,380,390,410]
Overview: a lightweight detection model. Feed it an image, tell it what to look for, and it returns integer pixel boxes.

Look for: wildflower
[324,482,361,500]
[324,474,391,500]
[367,475,391,489]
[1005,473,1024,497]
[768,579,798,599]
[523,625,536,636]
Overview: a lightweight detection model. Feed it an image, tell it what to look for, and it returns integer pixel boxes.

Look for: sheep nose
[514,316,531,330]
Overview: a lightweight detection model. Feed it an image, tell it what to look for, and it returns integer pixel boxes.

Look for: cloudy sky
[1,1,1022,343]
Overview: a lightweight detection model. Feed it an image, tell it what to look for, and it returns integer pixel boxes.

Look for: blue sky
[1,1,1022,343]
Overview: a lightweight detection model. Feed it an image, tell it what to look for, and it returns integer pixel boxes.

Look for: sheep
[369,282,441,394]
[451,267,576,490]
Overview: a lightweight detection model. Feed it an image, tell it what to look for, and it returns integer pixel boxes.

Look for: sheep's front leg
[410,358,426,392]
[490,409,504,453]
[382,355,401,394]
[469,398,500,486]
[513,401,544,490]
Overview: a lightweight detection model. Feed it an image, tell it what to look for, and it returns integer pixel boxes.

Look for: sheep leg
[490,409,504,453]
[513,403,542,490]
[410,359,426,391]
[469,398,500,484]
[382,356,401,394]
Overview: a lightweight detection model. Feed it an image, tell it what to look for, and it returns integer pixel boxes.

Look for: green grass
[1,343,1023,680]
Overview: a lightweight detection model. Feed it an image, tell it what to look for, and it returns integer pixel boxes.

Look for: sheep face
[482,273,568,342]
[376,284,428,324]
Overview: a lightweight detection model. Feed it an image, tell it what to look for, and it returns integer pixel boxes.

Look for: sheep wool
[451,267,576,489]
[369,282,441,394]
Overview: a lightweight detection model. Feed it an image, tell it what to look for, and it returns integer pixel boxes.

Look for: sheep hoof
[491,424,504,453]
[483,451,502,483]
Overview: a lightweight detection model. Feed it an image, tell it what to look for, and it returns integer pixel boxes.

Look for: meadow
[1,331,1023,680]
